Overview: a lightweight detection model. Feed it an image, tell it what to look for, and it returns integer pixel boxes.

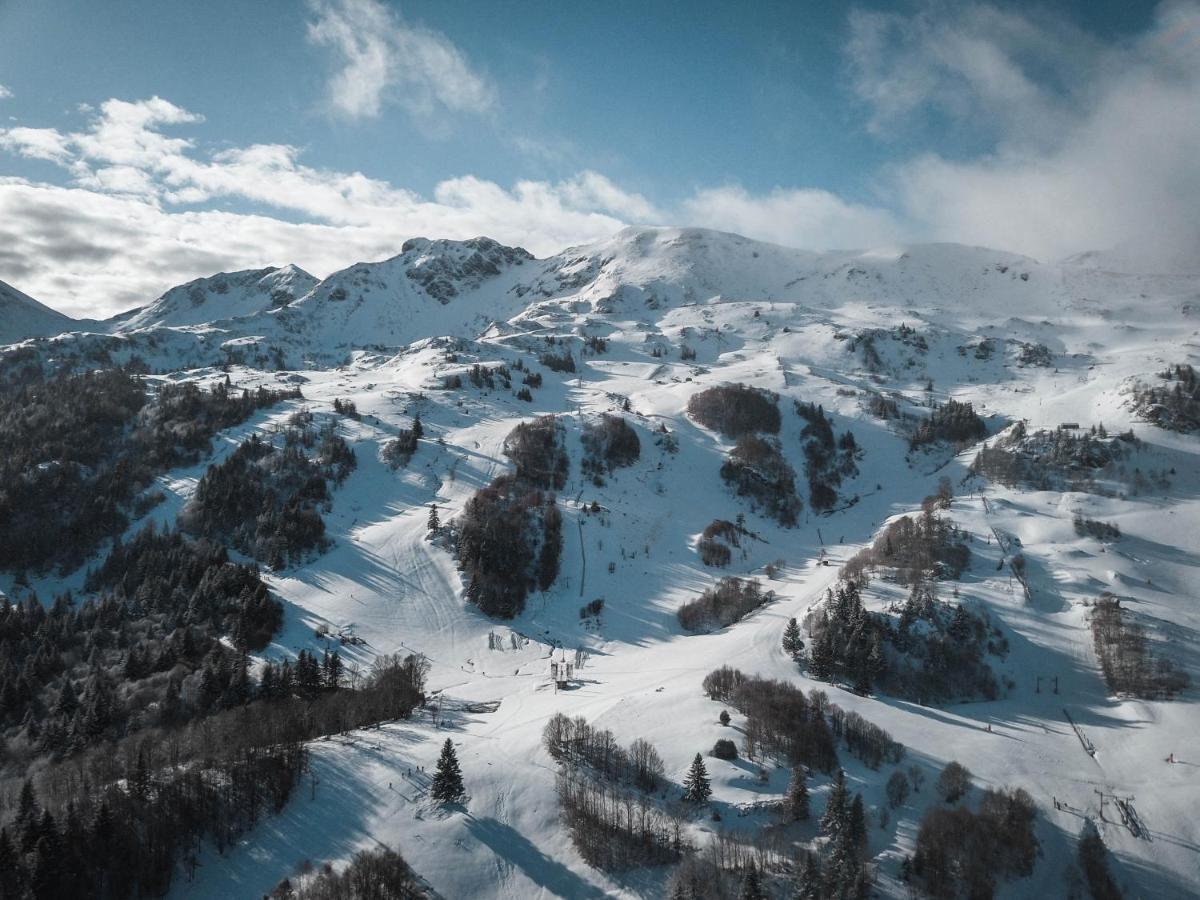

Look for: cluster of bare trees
[719,435,802,525]
[687,384,781,437]
[543,713,681,871]
[910,785,1038,899]
[580,414,640,482]
[543,713,665,792]
[1091,594,1189,698]
[697,519,742,568]
[678,578,774,633]
[555,769,685,870]
[455,474,562,618]
[704,667,903,774]
[842,509,970,585]
[272,844,425,899]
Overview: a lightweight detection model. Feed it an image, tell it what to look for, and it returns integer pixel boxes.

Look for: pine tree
[412,414,424,439]
[820,768,849,838]
[786,766,810,820]
[738,860,766,900]
[0,828,22,897]
[847,793,867,853]
[809,625,834,680]
[427,504,440,533]
[683,753,712,803]
[430,738,465,803]
[782,617,804,659]
[794,852,822,900]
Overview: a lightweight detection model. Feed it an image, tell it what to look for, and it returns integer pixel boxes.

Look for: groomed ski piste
[4,227,1199,897]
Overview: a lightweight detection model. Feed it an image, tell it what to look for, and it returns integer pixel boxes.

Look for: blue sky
[0,0,1196,316]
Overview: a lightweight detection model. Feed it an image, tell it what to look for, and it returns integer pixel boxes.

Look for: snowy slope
[0,278,77,344]
[4,227,1200,898]
[110,264,318,332]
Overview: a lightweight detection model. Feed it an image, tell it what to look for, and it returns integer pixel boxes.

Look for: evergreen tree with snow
[820,768,849,838]
[430,738,465,803]
[786,766,810,821]
[809,623,835,680]
[683,753,712,803]
[427,503,440,533]
[782,617,804,659]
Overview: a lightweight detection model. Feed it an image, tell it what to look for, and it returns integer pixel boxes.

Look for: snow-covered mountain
[0,278,77,344]
[3,226,1200,899]
[109,264,318,332]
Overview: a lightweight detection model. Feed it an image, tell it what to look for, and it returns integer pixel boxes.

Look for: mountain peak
[0,279,75,345]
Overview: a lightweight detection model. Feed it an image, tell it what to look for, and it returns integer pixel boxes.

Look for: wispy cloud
[845,0,1200,265]
[683,185,903,251]
[0,85,12,100]
[306,0,495,125]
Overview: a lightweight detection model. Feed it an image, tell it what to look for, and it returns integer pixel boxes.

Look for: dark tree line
[1091,593,1188,698]
[1131,363,1199,432]
[971,422,1137,491]
[677,578,774,633]
[1074,514,1121,541]
[0,525,281,771]
[688,384,781,437]
[910,785,1038,899]
[272,844,425,899]
[502,415,569,490]
[455,475,562,618]
[697,519,742,568]
[180,416,356,569]
[454,417,568,618]
[0,367,300,573]
[0,653,428,899]
[795,401,860,511]
[805,578,1001,702]
[703,667,903,773]
[543,713,680,871]
[382,415,423,469]
[909,399,987,449]
[719,435,802,525]
[843,509,971,585]
[581,414,640,482]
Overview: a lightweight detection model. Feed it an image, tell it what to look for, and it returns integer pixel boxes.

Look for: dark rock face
[402,237,534,304]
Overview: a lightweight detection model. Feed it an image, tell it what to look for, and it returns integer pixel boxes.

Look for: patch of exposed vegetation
[687,383,781,437]
[678,577,773,632]
[719,435,802,525]
[1131,363,1200,432]
[1091,593,1189,698]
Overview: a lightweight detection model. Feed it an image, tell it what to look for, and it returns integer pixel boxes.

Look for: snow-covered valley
[2,227,1199,898]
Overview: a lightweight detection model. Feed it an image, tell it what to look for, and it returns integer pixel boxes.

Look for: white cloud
[0,100,649,316]
[306,0,495,123]
[0,127,73,163]
[849,0,1200,265]
[3,3,1199,317]
[683,185,904,251]
[0,85,12,100]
